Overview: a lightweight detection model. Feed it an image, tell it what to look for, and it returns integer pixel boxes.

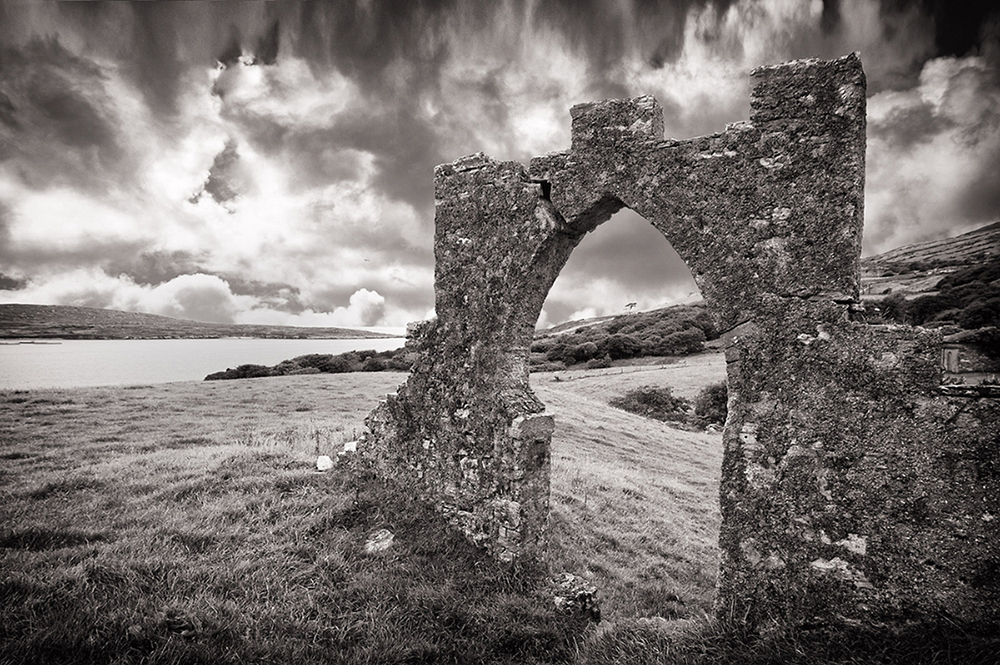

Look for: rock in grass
[316,455,333,471]
[552,572,601,622]
[364,528,394,554]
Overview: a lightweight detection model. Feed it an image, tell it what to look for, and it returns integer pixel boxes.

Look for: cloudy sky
[0,1,997,330]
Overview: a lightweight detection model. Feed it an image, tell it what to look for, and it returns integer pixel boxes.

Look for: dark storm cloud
[0,201,12,262]
[288,0,456,88]
[0,272,26,291]
[219,274,307,314]
[0,37,127,190]
[217,79,443,211]
[958,147,1000,224]
[284,139,373,191]
[47,2,282,118]
[255,20,281,66]
[821,0,842,34]
[906,0,997,57]
[48,1,186,117]
[334,107,443,211]
[11,236,150,273]
[871,0,999,84]
[535,0,725,70]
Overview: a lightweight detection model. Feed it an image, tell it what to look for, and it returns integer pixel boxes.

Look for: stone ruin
[361,53,999,628]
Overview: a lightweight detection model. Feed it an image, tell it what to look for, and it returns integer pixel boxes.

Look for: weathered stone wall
[719,304,1000,626]
[361,53,999,627]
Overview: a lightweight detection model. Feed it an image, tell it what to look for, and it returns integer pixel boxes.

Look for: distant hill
[538,313,618,336]
[537,221,1000,341]
[0,304,394,340]
[861,221,1000,298]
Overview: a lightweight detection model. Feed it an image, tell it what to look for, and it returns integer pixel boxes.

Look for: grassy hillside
[861,253,1000,330]
[0,362,726,662]
[0,304,392,340]
[3,361,996,662]
[860,220,1000,298]
[535,356,725,620]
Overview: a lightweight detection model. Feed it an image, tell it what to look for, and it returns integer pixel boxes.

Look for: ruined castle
[361,53,999,628]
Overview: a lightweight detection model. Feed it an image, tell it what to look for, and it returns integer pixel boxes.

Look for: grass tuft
[0,527,109,551]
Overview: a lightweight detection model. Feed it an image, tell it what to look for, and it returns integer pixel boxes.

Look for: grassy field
[536,355,725,621]
[4,355,997,664]
[0,373,591,663]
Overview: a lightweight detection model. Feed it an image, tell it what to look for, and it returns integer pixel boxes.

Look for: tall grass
[0,374,588,664]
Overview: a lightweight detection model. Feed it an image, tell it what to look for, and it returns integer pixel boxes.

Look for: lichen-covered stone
[360,52,999,631]
[718,298,1000,626]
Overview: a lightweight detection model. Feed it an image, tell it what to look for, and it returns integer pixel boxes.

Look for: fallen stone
[551,572,601,623]
[316,455,333,471]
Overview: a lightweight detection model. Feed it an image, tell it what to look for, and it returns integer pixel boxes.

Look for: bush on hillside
[571,341,600,362]
[602,333,643,360]
[869,254,1000,329]
[694,381,728,425]
[205,346,414,381]
[585,354,612,370]
[529,303,720,370]
[609,386,692,424]
[610,383,728,431]
[546,343,572,363]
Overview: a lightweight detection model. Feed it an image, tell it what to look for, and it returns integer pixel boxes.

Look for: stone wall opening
[531,208,724,619]
[538,207,702,328]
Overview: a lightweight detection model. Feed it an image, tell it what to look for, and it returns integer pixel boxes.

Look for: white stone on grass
[364,528,394,554]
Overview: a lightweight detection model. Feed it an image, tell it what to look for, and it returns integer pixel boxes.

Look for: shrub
[285,366,321,375]
[609,386,691,423]
[585,354,612,370]
[289,353,338,372]
[530,339,555,353]
[694,382,728,425]
[205,364,275,381]
[323,355,356,373]
[650,327,705,355]
[958,298,1000,329]
[571,341,599,362]
[386,351,416,371]
[640,335,663,356]
[546,343,571,363]
[873,293,907,323]
[602,334,643,360]
[605,319,628,335]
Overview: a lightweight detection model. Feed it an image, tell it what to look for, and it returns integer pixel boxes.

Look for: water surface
[0,338,404,390]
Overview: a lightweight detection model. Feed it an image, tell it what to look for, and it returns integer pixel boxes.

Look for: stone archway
[362,53,1000,628]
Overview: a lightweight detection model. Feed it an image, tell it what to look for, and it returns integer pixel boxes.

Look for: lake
[0,338,405,390]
